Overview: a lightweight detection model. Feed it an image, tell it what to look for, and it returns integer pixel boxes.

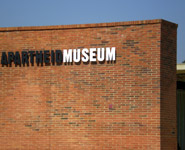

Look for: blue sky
[0,0,184,63]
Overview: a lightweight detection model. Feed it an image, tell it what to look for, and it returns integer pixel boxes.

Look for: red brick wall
[0,19,177,150]
[160,21,177,149]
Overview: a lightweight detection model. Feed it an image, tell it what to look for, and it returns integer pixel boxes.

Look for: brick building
[0,19,178,149]
[177,63,185,150]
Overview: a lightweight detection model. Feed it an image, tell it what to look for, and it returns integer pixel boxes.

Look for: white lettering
[82,48,89,62]
[73,49,80,62]
[90,48,96,62]
[63,49,72,62]
[97,48,104,61]
[106,47,116,61]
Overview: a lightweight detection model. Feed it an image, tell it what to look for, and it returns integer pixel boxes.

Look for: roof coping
[0,19,178,32]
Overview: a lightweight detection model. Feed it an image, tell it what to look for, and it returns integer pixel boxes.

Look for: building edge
[0,19,178,32]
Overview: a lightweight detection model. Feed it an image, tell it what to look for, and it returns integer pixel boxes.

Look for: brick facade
[0,19,177,149]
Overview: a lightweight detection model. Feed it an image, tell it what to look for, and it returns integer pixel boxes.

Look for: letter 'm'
[106,47,116,61]
[63,49,72,63]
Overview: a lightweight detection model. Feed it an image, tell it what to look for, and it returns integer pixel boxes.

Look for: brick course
[0,19,177,150]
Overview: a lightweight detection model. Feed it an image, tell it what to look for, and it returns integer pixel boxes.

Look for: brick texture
[0,19,177,150]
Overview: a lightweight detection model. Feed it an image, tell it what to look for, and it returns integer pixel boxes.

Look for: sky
[0,0,184,63]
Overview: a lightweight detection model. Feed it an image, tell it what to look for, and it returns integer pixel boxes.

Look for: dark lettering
[22,51,29,66]
[36,51,43,65]
[56,50,62,64]
[44,50,50,64]
[14,51,21,65]
[51,50,55,65]
[1,52,8,65]
[29,51,35,65]
[8,52,14,66]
